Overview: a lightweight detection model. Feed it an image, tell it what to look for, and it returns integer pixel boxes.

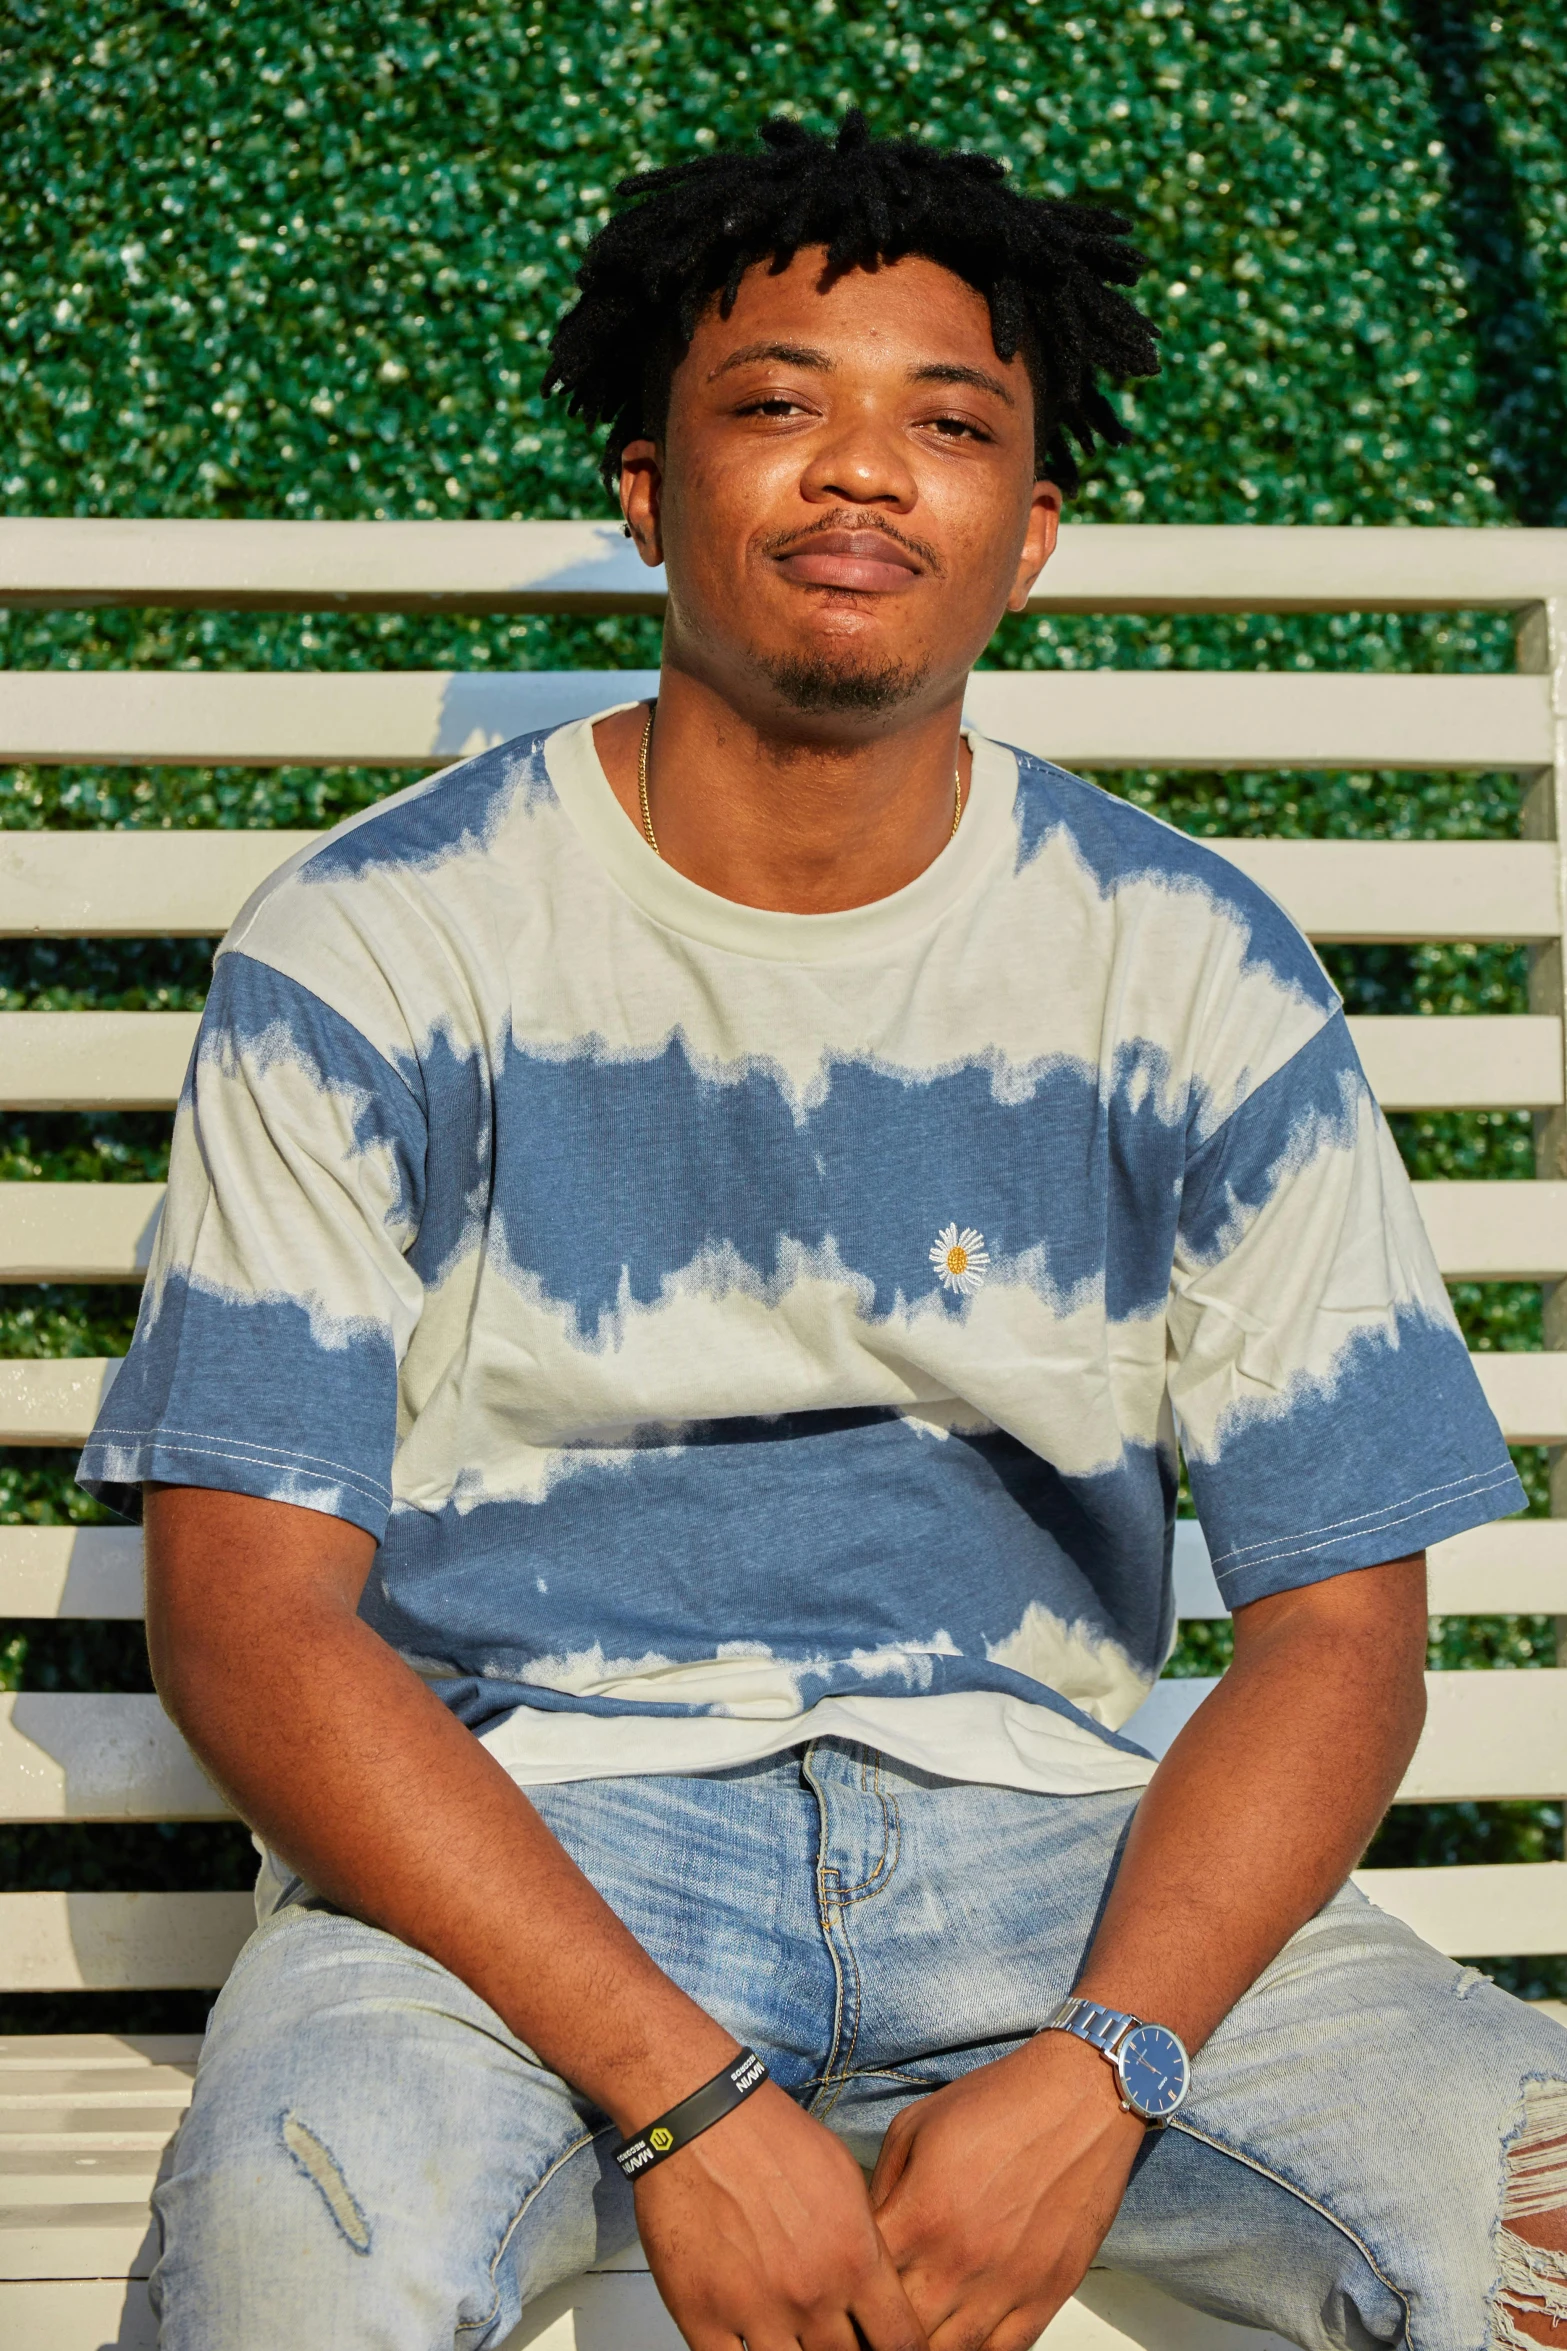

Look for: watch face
[1115,2025,1190,2120]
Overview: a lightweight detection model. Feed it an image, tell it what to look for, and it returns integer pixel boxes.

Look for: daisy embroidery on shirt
[930,1223,989,1296]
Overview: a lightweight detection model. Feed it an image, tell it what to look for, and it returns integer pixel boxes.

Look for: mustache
[758,509,945,577]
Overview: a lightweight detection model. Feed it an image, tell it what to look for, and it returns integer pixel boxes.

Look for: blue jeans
[152,1740,1567,2348]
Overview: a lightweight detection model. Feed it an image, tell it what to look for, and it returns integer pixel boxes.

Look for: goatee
[758,649,931,716]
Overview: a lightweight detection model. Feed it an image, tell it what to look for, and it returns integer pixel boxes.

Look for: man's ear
[1007,479,1063,612]
[619,439,665,570]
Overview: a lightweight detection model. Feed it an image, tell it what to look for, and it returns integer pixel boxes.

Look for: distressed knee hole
[280,2112,372,2254]
[1489,2080,1567,2348]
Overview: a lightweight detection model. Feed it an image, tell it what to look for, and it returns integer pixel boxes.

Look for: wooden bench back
[4,519,1567,1996]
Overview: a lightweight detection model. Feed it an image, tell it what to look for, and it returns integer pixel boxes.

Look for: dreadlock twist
[544,113,1159,497]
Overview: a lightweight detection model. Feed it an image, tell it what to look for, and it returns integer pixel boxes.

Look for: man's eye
[741,397,806,417]
[929,416,987,440]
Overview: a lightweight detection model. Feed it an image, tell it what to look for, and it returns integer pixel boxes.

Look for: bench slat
[0,2037,203,2069]
[5,832,1558,945]
[967,670,1553,772]
[0,1695,227,1821]
[5,1175,1562,1288]
[0,830,317,938]
[0,2268,1296,2350]
[2,1341,1562,1450]
[0,668,657,766]
[0,2207,158,2286]
[0,2254,1255,2351]
[0,1360,118,1447]
[1472,1352,1567,1445]
[1174,1516,1567,1618]
[0,1012,199,1111]
[5,1676,1565,1823]
[1,1185,165,1280]
[0,1527,143,1617]
[0,516,663,615]
[1165,839,1561,944]
[2,517,1565,613]
[0,668,1552,770]
[2,1517,1557,1624]
[0,1893,252,1993]
[4,1009,1554,1114]
[1355,1015,1563,1110]
[1129,1669,1567,1800]
[1408,1179,1567,1280]
[1351,1862,1567,1957]
[0,1864,1558,1994]
[0,2246,1293,2347]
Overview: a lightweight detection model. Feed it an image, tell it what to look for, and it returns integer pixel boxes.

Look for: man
[82,115,1567,2349]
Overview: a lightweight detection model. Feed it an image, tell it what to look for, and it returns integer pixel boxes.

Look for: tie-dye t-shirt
[78,712,1523,1796]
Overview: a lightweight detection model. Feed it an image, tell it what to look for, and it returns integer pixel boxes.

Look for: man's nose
[797,405,918,510]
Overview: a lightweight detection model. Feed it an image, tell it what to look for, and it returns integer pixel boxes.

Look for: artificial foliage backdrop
[2,0,1566,2025]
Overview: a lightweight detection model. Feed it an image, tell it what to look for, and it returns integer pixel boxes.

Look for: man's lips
[771,530,926,594]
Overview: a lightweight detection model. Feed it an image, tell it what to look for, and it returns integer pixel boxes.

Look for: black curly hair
[544,112,1159,498]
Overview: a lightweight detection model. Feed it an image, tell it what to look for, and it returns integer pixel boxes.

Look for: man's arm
[146,1485,926,2351]
[868,1554,1427,2351]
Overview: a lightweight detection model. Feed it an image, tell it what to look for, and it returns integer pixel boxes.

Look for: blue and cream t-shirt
[78,712,1523,1795]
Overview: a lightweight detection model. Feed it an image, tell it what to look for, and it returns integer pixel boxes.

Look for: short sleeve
[76,949,428,1540]
[1167,1009,1525,1609]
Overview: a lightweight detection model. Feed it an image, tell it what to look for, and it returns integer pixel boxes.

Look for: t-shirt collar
[544,702,1019,965]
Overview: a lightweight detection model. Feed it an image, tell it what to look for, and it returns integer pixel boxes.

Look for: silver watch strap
[1043,1993,1141,2057]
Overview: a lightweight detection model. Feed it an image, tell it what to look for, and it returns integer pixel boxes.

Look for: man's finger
[926,2288,1029,2351]
[899,2267,976,2346]
[979,2309,1062,2351]
[848,2245,932,2351]
[868,2111,917,2210]
[928,2294,1060,2351]
[674,2328,749,2351]
[798,2314,861,2351]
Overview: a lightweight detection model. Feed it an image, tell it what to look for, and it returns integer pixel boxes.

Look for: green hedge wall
[2,0,1567,2026]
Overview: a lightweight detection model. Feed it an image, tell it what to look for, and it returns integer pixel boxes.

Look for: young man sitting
[82,114,1567,2351]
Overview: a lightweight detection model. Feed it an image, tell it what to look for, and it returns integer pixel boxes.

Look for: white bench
[4,518,1567,2350]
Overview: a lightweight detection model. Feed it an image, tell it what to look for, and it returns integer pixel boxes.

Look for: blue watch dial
[1115,2024,1189,2120]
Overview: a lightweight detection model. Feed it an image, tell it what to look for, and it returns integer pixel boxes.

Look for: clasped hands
[633,2029,1146,2351]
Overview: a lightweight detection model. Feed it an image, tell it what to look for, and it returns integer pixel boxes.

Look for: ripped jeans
[151,1740,1567,2349]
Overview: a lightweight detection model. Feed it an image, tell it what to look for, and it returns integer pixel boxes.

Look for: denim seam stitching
[823,1917,866,2119]
[456,2125,601,2346]
[1166,2117,1417,2345]
[820,1866,866,2109]
[833,2064,938,2088]
[817,1787,904,2118]
[835,1774,902,1904]
[802,1744,852,2120]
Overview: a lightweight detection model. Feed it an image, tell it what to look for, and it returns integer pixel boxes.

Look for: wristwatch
[1041,1995,1191,2125]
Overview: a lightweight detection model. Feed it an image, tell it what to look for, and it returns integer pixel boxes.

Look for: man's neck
[592,664,974,915]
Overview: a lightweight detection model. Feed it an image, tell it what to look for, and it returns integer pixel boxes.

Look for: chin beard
[758,648,931,716]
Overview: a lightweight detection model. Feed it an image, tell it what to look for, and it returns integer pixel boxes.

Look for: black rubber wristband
[613,2048,769,2180]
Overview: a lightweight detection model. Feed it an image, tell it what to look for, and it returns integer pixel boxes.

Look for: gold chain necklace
[637,708,963,859]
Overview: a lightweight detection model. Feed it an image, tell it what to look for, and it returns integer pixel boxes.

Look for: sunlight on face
[621,248,1060,740]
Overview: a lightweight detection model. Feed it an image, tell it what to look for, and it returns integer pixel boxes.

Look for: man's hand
[869,2035,1142,2351]
[147,1486,927,2351]
[869,1555,1429,2344]
[636,2082,927,2351]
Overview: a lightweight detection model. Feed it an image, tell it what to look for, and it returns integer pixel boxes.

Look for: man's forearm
[1072,1554,1428,2052]
[145,1486,739,2132]
[861,1556,1431,2348]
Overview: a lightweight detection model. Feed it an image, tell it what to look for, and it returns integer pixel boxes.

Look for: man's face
[620,249,1060,737]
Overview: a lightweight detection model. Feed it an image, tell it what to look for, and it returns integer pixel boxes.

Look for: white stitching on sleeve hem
[81,1428,390,1509]
[1209,1463,1521,1585]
